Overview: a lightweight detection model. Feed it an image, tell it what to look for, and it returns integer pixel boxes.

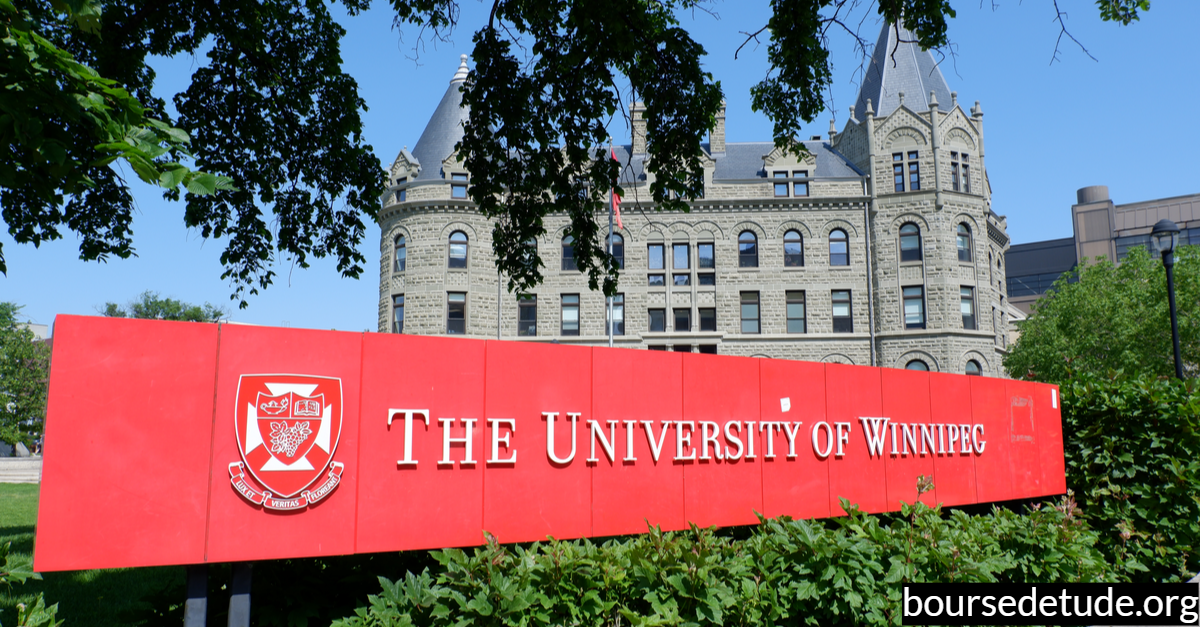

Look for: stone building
[378,22,1012,376]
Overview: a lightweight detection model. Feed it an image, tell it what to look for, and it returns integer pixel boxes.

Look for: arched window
[448,231,468,268]
[608,233,624,269]
[784,230,804,267]
[965,360,982,376]
[829,229,849,266]
[905,359,929,371]
[899,223,922,262]
[738,231,758,268]
[562,235,577,271]
[393,235,407,272]
[957,223,973,262]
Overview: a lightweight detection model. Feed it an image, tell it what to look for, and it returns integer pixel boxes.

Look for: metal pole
[227,562,252,627]
[498,268,502,340]
[608,141,615,348]
[1165,252,1184,380]
[184,564,207,627]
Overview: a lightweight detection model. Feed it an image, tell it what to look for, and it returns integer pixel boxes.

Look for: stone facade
[377,27,1012,377]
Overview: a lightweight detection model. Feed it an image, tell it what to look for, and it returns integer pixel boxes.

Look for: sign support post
[184,564,207,627]
[228,562,253,627]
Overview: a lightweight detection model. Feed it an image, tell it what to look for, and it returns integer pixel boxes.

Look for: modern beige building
[1007,186,1200,315]
[378,22,1012,376]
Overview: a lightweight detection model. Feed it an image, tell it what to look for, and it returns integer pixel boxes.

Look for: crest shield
[231,374,344,510]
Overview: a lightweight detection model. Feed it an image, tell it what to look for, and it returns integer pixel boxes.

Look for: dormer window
[773,171,809,197]
[451,173,468,199]
[395,176,408,203]
[893,152,920,191]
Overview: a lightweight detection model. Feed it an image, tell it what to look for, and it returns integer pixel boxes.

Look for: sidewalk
[0,457,42,483]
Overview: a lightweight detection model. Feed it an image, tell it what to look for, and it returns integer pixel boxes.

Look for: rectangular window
[893,162,905,192]
[674,308,691,332]
[648,308,666,332]
[673,345,693,353]
[697,344,717,355]
[962,161,971,194]
[672,273,691,286]
[903,286,925,329]
[832,290,853,333]
[518,295,537,337]
[697,243,714,268]
[786,291,806,333]
[451,172,468,199]
[447,293,466,335]
[648,274,666,286]
[697,273,716,286]
[793,170,809,197]
[672,243,690,269]
[607,294,625,336]
[961,287,976,330]
[561,294,580,336]
[740,292,760,334]
[648,243,665,270]
[951,164,960,191]
[392,294,404,334]
[773,171,789,197]
[648,345,667,351]
[699,308,716,332]
[908,160,920,191]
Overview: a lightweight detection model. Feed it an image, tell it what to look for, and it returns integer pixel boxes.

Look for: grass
[0,483,186,626]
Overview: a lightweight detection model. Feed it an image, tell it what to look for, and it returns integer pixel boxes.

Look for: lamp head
[1151,219,1180,257]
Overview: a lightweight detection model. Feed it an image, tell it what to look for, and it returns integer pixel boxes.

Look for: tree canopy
[3,0,1149,301]
[102,290,227,322]
[0,302,49,448]
[1005,246,1198,384]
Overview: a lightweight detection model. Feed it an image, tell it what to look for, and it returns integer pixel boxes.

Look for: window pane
[394,236,407,272]
[451,185,468,199]
[906,360,929,371]
[909,162,920,191]
[965,360,981,376]
[903,286,924,328]
[774,182,789,197]
[740,292,760,334]
[699,308,716,332]
[673,274,690,286]
[832,290,852,333]
[609,234,625,269]
[961,287,976,330]
[697,243,714,268]
[648,244,664,270]
[793,181,808,197]
[739,232,758,268]
[392,294,404,334]
[786,290,805,334]
[648,274,665,286]
[784,231,803,267]
[674,308,691,332]
[608,294,625,335]
[830,230,849,266]
[900,224,922,262]
[561,295,580,336]
[449,231,468,268]
[698,273,716,286]
[649,309,666,332]
[673,243,689,269]
[518,295,537,337]
[447,293,466,335]
[562,236,577,271]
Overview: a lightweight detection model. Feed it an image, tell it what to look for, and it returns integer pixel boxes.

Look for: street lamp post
[1151,218,1184,380]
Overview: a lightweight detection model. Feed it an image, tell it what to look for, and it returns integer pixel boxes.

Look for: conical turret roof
[853,22,953,120]
[410,55,470,180]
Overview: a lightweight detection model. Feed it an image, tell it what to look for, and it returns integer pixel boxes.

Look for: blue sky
[6,0,1197,332]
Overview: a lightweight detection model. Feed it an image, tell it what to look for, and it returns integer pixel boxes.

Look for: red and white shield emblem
[229,374,344,511]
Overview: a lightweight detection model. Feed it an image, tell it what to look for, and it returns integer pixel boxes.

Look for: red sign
[34,315,1066,572]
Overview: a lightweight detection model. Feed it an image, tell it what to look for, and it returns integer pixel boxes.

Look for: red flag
[610,148,623,230]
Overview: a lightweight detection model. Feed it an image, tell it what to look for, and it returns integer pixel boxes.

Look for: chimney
[631,102,647,155]
[709,100,726,154]
[828,119,837,141]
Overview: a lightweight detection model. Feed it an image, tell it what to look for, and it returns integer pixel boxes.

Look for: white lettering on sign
[387,409,429,466]
[389,411,989,467]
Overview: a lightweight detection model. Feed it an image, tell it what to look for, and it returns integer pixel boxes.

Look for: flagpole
[607,139,614,348]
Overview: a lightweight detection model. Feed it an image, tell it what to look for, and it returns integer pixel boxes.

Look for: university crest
[229,374,344,511]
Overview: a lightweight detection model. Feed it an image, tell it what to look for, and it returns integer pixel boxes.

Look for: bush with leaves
[0,542,60,627]
[333,491,1112,627]
[1061,371,1200,582]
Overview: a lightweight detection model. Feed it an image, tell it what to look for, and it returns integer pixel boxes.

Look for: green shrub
[1061,371,1200,582]
[333,492,1112,627]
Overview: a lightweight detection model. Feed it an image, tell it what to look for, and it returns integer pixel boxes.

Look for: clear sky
[6,0,1197,333]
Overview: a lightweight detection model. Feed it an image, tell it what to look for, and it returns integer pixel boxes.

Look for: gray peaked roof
[410,55,470,180]
[853,21,953,120]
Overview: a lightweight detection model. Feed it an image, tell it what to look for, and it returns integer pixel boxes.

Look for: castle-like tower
[377,23,1011,376]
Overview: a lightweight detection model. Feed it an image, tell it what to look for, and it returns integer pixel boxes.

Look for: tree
[4,0,1148,302]
[102,291,227,322]
[0,303,50,448]
[1004,246,1199,384]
